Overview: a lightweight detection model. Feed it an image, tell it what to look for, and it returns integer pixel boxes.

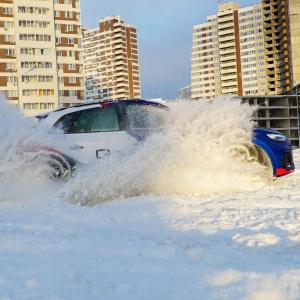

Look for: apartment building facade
[217,3,241,96]
[192,3,267,99]
[191,20,216,99]
[0,0,84,117]
[262,0,300,94]
[191,0,300,99]
[239,4,269,96]
[83,16,141,102]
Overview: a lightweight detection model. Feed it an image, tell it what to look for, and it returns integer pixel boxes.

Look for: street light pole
[5,67,36,110]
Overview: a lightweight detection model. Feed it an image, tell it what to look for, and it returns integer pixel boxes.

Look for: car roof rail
[35,99,167,119]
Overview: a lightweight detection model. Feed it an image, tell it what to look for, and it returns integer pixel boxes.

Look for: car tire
[253,145,274,179]
[47,154,73,180]
[227,143,273,180]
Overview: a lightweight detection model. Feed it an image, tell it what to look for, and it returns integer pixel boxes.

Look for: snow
[1,96,300,299]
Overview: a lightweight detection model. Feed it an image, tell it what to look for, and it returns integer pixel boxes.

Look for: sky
[1,96,300,299]
[81,0,260,100]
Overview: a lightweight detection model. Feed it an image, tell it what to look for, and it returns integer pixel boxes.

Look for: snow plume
[0,97,53,202]
[61,96,269,206]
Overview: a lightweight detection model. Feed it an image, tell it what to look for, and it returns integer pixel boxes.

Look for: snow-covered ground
[1,97,300,299]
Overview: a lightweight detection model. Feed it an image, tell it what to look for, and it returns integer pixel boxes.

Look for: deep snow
[1,97,300,299]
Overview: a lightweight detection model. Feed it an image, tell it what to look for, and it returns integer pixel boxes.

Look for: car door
[52,105,136,163]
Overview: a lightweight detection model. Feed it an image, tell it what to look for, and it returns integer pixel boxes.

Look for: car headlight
[266,133,287,142]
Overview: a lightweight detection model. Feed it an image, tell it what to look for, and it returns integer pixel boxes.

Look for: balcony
[115,60,124,66]
[219,28,235,36]
[217,15,233,23]
[219,35,235,43]
[267,69,275,76]
[114,49,123,55]
[221,86,238,94]
[265,35,274,43]
[220,61,237,68]
[220,54,236,62]
[264,14,272,21]
[222,80,238,87]
[219,42,235,49]
[114,33,123,39]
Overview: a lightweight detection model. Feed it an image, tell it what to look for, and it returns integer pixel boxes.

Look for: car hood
[253,127,284,136]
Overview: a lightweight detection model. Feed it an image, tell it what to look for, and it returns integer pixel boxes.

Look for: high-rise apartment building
[239,4,268,96]
[191,20,215,99]
[0,0,84,117]
[262,0,280,94]
[192,2,268,99]
[191,0,300,99]
[216,2,241,96]
[262,0,300,94]
[289,0,300,87]
[83,16,141,102]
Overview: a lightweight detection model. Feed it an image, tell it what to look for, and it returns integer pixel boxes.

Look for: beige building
[217,2,241,96]
[262,0,300,94]
[0,0,84,117]
[239,4,268,96]
[289,0,300,87]
[192,3,243,99]
[83,16,141,102]
[191,21,215,99]
[192,2,269,99]
[192,2,244,99]
[191,0,300,99]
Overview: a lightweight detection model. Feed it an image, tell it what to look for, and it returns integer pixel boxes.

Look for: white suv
[36,99,168,179]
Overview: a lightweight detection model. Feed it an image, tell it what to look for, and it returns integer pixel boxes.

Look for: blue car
[35,99,295,179]
[252,127,294,177]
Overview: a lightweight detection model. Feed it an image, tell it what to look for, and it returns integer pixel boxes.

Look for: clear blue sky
[81,0,260,99]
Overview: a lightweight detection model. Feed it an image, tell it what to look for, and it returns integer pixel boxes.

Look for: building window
[3,7,13,14]
[4,35,15,43]
[7,90,18,97]
[68,77,77,83]
[23,103,55,110]
[6,62,17,70]
[65,11,72,18]
[66,38,74,44]
[5,49,15,56]
[4,21,14,28]
[66,24,73,32]
[68,64,76,70]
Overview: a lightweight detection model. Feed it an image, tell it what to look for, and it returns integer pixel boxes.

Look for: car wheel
[227,143,273,178]
[227,143,258,162]
[47,154,73,180]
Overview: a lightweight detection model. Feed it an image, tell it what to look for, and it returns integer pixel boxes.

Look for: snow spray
[61,97,269,205]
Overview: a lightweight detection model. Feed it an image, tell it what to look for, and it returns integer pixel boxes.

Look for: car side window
[125,104,167,129]
[74,107,120,133]
[51,111,80,133]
